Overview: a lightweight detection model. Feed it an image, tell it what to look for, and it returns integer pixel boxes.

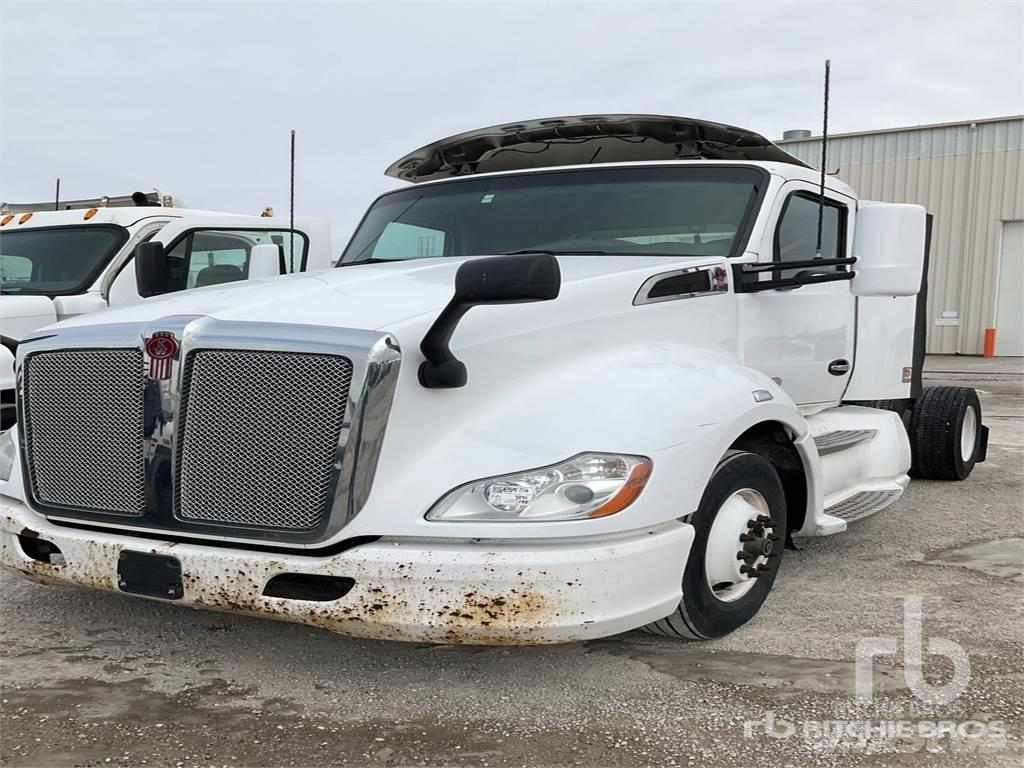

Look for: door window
[165,228,309,290]
[774,193,847,278]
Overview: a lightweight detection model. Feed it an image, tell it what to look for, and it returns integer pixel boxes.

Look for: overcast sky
[2,0,1022,251]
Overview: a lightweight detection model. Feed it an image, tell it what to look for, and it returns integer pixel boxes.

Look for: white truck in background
[0,204,331,430]
[0,115,989,645]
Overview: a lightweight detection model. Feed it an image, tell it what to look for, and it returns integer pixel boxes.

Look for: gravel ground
[2,355,1021,767]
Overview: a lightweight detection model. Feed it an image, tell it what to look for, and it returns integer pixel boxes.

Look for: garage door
[996,221,1024,356]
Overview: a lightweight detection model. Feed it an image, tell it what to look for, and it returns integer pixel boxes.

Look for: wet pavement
[2,356,1022,767]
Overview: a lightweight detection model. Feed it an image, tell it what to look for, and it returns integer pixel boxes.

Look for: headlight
[0,429,15,482]
[427,453,652,522]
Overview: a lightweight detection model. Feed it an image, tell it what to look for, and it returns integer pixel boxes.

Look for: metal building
[779,116,1024,356]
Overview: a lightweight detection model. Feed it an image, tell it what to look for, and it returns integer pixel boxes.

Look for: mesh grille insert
[23,349,146,515]
[176,349,353,531]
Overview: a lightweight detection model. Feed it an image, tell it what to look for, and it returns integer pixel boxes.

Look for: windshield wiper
[0,287,46,295]
[502,249,608,256]
[340,257,412,266]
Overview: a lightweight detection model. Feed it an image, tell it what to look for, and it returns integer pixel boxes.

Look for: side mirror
[248,243,284,279]
[419,253,561,388]
[851,203,926,296]
[134,242,170,298]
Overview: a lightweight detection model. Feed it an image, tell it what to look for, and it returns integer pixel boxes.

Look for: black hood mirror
[419,253,561,389]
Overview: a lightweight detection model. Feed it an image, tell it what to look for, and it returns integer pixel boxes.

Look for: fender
[0,343,14,392]
[340,334,822,543]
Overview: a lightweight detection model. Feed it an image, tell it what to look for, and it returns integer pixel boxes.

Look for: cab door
[737,182,857,407]
[106,215,327,306]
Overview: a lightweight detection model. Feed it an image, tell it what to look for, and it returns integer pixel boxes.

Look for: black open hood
[385,114,808,183]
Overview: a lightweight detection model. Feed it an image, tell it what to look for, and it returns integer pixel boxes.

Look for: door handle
[828,359,850,376]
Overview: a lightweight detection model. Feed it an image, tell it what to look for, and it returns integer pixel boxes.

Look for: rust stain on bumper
[185,570,571,645]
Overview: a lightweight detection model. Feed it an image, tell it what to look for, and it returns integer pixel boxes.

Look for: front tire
[644,450,787,640]
[909,386,983,480]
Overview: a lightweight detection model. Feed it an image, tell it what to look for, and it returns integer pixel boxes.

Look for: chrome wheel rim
[704,488,778,602]
[961,405,977,462]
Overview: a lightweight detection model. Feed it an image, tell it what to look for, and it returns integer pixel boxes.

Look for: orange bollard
[983,328,997,357]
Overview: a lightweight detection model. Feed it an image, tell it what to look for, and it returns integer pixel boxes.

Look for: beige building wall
[780,117,1024,354]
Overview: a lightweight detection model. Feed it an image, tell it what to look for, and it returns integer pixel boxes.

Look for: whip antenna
[54,178,60,211]
[815,59,831,258]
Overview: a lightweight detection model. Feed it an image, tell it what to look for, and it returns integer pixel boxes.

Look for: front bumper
[0,498,693,644]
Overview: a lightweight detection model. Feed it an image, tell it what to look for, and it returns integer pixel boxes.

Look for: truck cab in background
[0,206,331,429]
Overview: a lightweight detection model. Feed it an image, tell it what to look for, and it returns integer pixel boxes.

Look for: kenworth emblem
[145,332,179,379]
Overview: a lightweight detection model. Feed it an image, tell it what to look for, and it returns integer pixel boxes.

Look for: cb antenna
[815,59,831,258]
[289,129,296,273]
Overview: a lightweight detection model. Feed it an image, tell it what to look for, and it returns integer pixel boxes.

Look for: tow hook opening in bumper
[17,533,64,565]
[263,573,356,601]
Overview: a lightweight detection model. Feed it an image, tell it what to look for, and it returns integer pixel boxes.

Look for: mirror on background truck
[247,243,285,280]
[134,241,170,297]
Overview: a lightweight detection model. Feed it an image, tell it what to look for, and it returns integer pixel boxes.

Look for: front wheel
[644,450,787,640]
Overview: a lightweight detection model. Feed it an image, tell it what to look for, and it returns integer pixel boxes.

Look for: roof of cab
[386,114,810,183]
[0,207,235,230]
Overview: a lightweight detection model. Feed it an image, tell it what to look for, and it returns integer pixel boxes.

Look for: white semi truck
[0,115,987,644]
[0,205,331,430]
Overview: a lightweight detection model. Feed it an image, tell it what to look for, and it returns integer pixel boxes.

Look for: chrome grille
[175,349,353,531]
[22,349,146,515]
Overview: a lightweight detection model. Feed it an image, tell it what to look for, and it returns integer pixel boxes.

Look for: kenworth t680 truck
[0,116,987,644]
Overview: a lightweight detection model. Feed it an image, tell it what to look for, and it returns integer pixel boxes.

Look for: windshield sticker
[480,194,495,204]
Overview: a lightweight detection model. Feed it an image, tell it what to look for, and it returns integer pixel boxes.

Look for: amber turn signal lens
[588,460,653,518]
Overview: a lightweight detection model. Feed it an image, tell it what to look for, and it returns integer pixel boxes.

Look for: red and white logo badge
[146,332,179,380]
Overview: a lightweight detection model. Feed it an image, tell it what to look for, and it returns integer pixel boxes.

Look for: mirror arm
[418,302,473,389]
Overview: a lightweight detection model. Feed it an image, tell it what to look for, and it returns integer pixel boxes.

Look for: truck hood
[0,295,58,340]
[42,255,719,338]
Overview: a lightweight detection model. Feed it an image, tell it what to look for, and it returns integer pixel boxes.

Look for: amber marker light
[588,459,653,518]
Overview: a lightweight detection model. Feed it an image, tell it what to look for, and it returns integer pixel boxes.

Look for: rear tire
[644,450,786,640]
[908,386,982,481]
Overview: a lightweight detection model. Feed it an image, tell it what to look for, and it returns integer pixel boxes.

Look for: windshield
[0,225,129,296]
[340,166,764,264]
